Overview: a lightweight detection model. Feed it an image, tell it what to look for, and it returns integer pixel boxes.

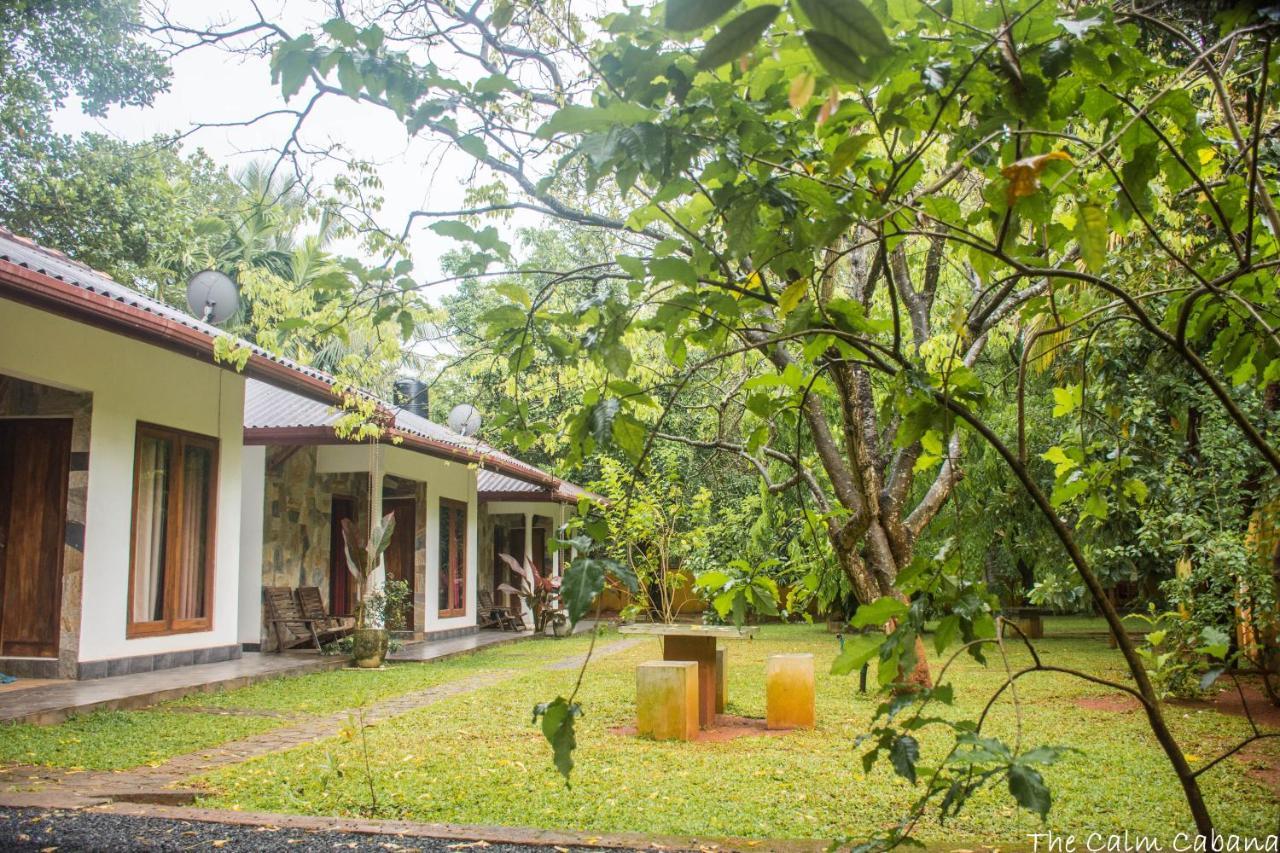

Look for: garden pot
[351,628,388,668]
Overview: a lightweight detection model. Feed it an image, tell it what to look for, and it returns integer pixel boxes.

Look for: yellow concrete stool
[766,653,816,730]
[715,648,727,714]
[636,660,699,741]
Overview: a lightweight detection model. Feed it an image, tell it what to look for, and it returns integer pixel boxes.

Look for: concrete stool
[715,648,727,714]
[766,653,815,730]
[636,660,699,741]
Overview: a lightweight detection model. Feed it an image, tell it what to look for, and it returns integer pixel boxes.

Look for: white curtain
[132,436,169,623]
[176,445,211,619]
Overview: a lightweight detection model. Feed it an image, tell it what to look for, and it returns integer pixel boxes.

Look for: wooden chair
[264,586,348,651]
[298,586,356,635]
[479,590,524,631]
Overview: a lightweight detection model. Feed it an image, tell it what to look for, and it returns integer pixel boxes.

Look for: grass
[0,710,280,771]
[0,632,602,771]
[189,623,1279,845]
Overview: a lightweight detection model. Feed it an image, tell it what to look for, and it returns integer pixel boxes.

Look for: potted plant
[547,610,572,637]
[497,552,561,634]
[341,510,397,668]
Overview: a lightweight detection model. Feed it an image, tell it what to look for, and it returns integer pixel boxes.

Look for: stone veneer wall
[261,445,370,647]
[0,374,91,679]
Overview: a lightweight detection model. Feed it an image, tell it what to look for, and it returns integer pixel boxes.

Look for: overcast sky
[52,0,496,297]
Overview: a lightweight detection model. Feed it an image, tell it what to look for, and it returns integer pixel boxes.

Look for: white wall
[237,445,266,646]
[0,297,246,662]
[316,443,478,633]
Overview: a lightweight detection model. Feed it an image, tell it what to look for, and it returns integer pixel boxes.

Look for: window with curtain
[438,498,467,617]
[129,424,218,635]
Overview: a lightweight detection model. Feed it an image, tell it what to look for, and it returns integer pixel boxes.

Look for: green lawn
[189,624,1278,845]
[0,632,603,771]
[0,710,281,771]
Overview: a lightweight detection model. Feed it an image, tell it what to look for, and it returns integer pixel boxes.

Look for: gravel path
[0,807,636,852]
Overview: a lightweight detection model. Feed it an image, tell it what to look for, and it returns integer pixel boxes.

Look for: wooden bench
[265,586,351,651]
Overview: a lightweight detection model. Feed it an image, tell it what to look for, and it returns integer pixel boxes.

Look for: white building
[0,229,585,679]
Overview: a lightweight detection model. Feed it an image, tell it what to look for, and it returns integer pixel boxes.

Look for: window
[128,424,218,636]
[438,498,467,617]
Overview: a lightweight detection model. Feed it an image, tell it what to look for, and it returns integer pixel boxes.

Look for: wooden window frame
[126,422,219,638]
[438,497,467,618]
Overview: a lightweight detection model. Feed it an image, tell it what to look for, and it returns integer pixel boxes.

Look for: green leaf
[650,256,698,285]
[803,30,872,82]
[666,0,741,32]
[561,558,605,624]
[851,596,908,628]
[492,0,515,29]
[1008,764,1051,818]
[778,279,808,315]
[1051,384,1081,417]
[890,734,920,784]
[795,0,892,59]
[696,5,781,71]
[537,102,658,138]
[831,634,881,675]
[611,412,647,460]
[1075,202,1107,272]
[322,18,359,46]
[273,40,314,101]
[457,134,488,159]
[533,697,580,784]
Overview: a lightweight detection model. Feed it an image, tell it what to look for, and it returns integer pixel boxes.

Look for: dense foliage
[2,0,1278,845]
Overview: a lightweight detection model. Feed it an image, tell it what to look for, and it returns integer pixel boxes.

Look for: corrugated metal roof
[245,379,587,494]
[0,229,332,387]
[477,469,547,494]
[0,228,591,500]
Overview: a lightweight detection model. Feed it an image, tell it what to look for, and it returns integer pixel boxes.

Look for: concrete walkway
[0,653,346,726]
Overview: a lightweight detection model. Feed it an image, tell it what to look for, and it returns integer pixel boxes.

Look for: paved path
[0,653,346,726]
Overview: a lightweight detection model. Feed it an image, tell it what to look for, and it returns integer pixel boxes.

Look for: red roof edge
[0,256,338,408]
[0,252,566,491]
[243,424,561,489]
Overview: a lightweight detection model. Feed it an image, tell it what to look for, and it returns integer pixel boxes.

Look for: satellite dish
[447,404,482,437]
[186,269,239,325]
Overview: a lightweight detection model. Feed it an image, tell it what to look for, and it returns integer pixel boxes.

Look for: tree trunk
[831,528,933,688]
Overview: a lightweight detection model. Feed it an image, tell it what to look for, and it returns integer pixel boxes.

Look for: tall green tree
[156,0,1280,838]
[0,0,169,188]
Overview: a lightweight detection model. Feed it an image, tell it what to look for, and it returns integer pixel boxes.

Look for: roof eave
[0,257,338,407]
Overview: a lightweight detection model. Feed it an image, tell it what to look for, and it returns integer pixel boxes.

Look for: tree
[0,0,169,190]
[146,0,1280,840]
[0,134,239,303]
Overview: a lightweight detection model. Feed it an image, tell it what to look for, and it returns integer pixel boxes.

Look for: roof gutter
[244,424,561,489]
[0,258,338,407]
[0,256,568,491]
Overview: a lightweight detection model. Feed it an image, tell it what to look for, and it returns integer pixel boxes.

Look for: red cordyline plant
[498,552,561,632]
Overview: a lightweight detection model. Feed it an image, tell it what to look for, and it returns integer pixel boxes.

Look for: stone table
[618,623,759,727]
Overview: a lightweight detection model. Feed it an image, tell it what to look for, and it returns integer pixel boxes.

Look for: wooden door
[505,526,523,611]
[532,527,547,575]
[328,496,356,616]
[383,498,417,597]
[0,419,71,658]
[492,527,506,602]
